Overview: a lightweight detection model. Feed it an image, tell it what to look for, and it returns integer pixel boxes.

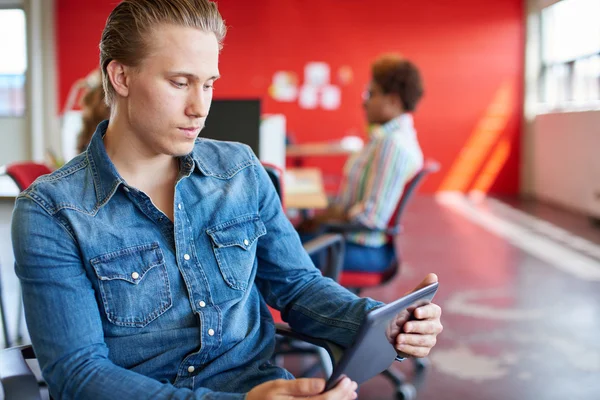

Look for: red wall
[56,0,524,194]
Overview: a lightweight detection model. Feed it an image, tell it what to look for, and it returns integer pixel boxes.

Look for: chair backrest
[387,160,440,237]
[261,163,285,209]
[0,345,44,400]
[5,162,53,191]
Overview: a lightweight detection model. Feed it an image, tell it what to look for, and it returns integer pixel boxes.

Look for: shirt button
[187,366,195,373]
[208,329,215,336]
[178,203,182,210]
[131,272,140,280]
[198,301,206,308]
[184,254,191,261]
[243,239,249,246]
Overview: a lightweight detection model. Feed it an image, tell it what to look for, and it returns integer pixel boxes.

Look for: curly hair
[372,54,424,112]
[77,84,110,153]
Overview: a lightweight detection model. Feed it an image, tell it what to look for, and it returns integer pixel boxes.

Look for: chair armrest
[302,233,345,282]
[275,324,345,366]
[0,345,42,400]
[322,221,400,236]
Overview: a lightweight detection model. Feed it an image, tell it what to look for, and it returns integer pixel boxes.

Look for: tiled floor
[2,195,600,399]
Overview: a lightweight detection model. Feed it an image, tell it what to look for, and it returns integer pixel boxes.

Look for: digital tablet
[325,282,439,391]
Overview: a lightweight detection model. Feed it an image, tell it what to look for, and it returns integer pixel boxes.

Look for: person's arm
[347,137,421,229]
[252,159,384,349]
[11,196,244,400]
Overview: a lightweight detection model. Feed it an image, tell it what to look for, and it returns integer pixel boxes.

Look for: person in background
[299,55,425,273]
[11,1,442,399]
[76,71,111,153]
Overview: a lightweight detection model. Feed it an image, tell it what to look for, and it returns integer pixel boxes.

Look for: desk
[284,168,328,210]
[286,142,360,157]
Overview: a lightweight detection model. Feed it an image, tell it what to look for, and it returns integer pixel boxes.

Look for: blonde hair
[99,0,227,105]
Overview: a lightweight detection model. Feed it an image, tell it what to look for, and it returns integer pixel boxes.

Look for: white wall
[531,110,600,217]
[0,117,28,165]
[522,0,600,218]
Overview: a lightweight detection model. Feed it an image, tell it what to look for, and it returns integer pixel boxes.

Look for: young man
[300,55,426,273]
[11,1,442,399]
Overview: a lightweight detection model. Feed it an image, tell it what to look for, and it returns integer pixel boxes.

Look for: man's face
[363,81,393,125]
[123,24,220,157]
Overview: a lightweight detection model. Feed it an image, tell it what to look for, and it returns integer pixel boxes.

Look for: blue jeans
[300,233,396,273]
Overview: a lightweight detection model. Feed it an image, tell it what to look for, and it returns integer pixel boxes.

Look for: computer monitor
[201,99,261,156]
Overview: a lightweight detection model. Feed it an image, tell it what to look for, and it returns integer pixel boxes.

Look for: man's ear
[106,60,130,99]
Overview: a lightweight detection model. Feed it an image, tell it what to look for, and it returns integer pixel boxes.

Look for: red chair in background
[4,162,53,193]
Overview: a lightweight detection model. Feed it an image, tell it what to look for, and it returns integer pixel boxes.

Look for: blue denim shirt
[12,121,383,400]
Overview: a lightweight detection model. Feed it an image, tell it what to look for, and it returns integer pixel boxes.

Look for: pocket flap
[90,242,164,284]
[206,215,266,249]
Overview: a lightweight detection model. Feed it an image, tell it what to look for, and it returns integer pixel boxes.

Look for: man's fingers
[274,378,326,396]
[402,319,443,335]
[396,303,441,325]
[413,303,442,320]
[313,377,358,400]
[404,273,438,295]
[394,343,432,358]
[397,332,437,348]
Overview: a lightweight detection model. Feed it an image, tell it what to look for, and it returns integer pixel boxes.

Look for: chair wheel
[396,383,417,400]
[415,357,430,371]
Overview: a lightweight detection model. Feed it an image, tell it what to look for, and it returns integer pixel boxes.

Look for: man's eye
[171,81,188,88]
[203,84,214,91]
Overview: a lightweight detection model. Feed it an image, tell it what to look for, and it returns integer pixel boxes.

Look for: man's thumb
[405,273,438,295]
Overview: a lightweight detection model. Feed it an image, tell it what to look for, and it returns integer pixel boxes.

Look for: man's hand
[392,273,443,358]
[246,377,358,400]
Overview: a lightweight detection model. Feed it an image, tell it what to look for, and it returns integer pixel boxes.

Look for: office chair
[0,162,52,349]
[325,160,441,292]
[319,159,440,400]
[3,162,53,193]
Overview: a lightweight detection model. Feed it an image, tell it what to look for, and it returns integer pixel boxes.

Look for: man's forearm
[47,356,245,400]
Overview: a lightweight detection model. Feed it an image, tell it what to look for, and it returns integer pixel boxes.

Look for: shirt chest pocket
[90,242,172,328]
[206,215,267,291]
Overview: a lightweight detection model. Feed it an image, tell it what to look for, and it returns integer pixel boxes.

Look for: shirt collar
[376,113,415,136]
[86,120,196,206]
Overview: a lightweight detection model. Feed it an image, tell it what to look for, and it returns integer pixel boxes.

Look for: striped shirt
[337,114,423,247]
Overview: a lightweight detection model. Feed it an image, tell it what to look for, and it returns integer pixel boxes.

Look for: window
[539,0,600,111]
[0,8,26,116]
